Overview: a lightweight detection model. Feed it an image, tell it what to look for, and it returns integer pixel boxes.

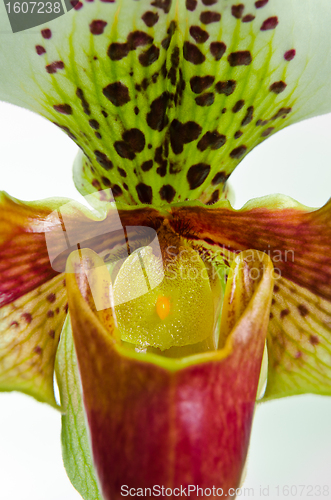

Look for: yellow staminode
[113,246,215,352]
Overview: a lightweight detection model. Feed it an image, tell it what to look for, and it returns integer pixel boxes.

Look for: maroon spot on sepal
[284,49,296,61]
[207,190,220,205]
[170,119,202,154]
[210,41,226,60]
[261,16,278,31]
[186,0,197,10]
[36,45,46,55]
[114,142,135,160]
[142,11,159,27]
[108,43,130,61]
[128,31,153,49]
[272,107,292,120]
[94,151,113,171]
[242,14,255,22]
[255,0,268,7]
[151,0,171,13]
[183,42,205,64]
[195,93,214,106]
[230,145,247,159]
[92,180,102,191]
[46,61,64,74]
[76,88,91,115]
[103,82,131,106]
[215,80,236,95]
[198,132,226,152]
[200,11,221,24]
[53,104,72,115]
[136,183,153,204]
[34,346,43,355]
[41,28,52,39]
[270,81,287,94]
[241,106,254,126]
[139,45,160,67]
[123,129,145,153]
[147,92,171,131]
[89,119,100,130]
[71,0,83,9]
[141,160,153,172]
[159,185,176,203]
[212,171,229,185]
[90,20,107,35]
[232,100,245,113]
[190,26,209,43]
[261,127,274,137]
[101,177,111,188]
[187,163,211,190]
[228,51,252,66]
[112,185,123,198]
[190,75,214,94]
[231,4,244,19]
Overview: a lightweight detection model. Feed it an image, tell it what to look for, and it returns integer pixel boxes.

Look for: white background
[0,101,331,499]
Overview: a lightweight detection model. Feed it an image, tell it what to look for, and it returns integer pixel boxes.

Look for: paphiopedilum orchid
[1,0,331,498]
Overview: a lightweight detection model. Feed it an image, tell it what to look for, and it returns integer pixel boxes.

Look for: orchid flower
[1,0,331,498]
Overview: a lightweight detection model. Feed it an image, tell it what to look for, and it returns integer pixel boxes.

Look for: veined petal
[65,247,273,498]
[169,195,331,398]
[0,193,68,405]
[264,277,331,399]
[0,192,60,306]
[1,1,331,204]
[170,196,331,301]
[0,273,67,406]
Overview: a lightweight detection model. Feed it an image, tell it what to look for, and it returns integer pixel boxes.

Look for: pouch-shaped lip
[66,247,274,499]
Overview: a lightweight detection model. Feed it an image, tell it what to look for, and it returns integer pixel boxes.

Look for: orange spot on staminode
[156,296,170,320]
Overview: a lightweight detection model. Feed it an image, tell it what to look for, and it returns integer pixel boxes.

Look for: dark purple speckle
[90,20,107,35]
[41,29,52,39]
[284,49,296,61]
